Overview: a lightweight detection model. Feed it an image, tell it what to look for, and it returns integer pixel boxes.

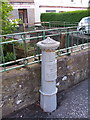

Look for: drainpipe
[37,37,60,112]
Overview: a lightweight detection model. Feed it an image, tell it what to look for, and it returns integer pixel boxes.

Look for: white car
[77,16,90,34]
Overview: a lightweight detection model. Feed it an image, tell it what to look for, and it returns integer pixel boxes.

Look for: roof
[9,0,34,3]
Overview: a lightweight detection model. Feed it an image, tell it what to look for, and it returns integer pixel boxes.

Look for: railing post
[37,37,60,112]
[49,22,51,29]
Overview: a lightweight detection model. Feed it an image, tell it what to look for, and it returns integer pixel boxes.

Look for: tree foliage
[0,1,21,35]
[0,1,21,63]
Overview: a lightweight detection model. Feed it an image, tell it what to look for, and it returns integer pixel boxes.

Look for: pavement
[4,78,89,119]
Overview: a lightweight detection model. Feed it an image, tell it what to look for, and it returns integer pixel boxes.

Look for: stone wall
[2,49,89,117]
[2,64,41,117]
[57,50,89,91]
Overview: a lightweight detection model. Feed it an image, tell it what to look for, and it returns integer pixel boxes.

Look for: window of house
[18,9,28,23]
[46,10,56,13]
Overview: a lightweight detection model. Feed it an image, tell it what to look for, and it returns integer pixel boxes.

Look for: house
[39,0,89,13]
[9,0,40,25]
[9,0,89,24]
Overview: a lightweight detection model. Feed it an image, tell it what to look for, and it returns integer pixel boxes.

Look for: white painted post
[37,37,60,112]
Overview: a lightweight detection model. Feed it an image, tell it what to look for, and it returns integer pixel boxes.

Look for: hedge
[41,9,90,23]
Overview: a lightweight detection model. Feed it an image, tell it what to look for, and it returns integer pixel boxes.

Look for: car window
[84,18,90,21]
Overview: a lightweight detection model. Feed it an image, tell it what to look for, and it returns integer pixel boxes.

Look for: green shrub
[1,38,18,64]
[4,52,14,62]
[41,9,90,23]
[0,52,14,63]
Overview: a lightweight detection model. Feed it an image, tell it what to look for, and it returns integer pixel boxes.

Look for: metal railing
[47,21,78,28]
[13,21,78,33]
[0,27,89,72]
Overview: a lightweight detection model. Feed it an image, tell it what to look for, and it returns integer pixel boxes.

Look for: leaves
[1,1,21,35]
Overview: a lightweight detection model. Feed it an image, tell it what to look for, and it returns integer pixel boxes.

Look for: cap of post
[37,37,60,50]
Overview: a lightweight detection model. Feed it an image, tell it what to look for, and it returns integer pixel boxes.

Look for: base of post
[39,88,57,112]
